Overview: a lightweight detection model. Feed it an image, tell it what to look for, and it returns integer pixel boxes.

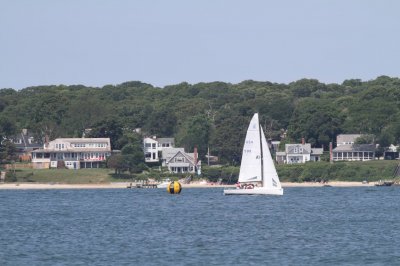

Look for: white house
[276,143,323,164]
[332,134,375,161]
[332,144,375,161]
[162,148,201,174]
[143,137,175,163]
[31,138,111,169]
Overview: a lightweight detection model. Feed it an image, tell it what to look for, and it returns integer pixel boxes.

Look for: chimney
[44,134,49,148]
[329,142,333,163]
[194,146,198,166]
[301,138,305,145]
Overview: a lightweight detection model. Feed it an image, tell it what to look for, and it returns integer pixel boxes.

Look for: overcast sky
[1,0,400,89]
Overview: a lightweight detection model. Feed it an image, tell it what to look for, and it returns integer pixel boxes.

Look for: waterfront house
[162,148,201,174]
[332,134,375,161]
[332,144,375,161]
[275,143,323,164]
[31,138,111,169]
[143,136,175,163]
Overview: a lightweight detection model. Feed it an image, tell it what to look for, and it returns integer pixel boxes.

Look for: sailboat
[224,113,283,196]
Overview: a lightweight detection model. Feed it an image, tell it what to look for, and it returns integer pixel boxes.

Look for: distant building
[383,144,399,160]
[161,148,185,167]
[143,136,175,163]
[332,144,375,161]
[332,134,375,161]
[10,129,42,161]
[275,143,323,164]
[31,138,111,169]
[162,147,201,174]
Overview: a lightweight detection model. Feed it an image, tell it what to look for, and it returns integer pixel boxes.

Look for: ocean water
[1,187,400,266]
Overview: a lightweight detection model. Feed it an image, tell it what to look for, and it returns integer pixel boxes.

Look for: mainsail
[238,114,262,183]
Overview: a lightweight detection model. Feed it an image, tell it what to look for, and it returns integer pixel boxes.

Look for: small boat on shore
[157,179,171,188]
[375,180,394,187]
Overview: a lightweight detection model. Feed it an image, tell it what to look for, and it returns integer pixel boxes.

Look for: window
[145,143,151,148]
[175,157,184,162]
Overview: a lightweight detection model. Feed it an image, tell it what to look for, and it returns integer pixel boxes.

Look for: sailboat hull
[223,187,283,196]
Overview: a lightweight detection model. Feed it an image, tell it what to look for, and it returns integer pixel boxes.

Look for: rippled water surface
[1,187,400,265]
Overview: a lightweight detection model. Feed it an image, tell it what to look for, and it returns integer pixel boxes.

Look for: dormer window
[175,157,184,162]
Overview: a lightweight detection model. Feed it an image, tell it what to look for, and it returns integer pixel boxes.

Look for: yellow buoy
[167,181,182,194]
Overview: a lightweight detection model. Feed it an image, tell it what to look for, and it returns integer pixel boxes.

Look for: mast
[259,119,264,184]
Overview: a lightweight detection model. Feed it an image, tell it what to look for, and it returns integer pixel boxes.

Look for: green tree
[355,134,375,144]
[177,114,211,158]
[288,99,344,148]
[88,117,123,149]
[107,154,126,176]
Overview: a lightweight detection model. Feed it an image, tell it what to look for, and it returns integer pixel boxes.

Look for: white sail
[224,113,283,195]
[238,114,262,183]
[260,126,282,189]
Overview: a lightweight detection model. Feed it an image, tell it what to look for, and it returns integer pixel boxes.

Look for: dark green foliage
[288,99,344,149]
[1,76,400,166]
[277,161,398,182]
[201,166,239,184]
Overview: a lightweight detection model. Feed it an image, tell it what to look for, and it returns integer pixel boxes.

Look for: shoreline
[0,181,376,190]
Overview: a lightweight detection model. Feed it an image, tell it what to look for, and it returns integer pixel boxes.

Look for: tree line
[1,76,400,165]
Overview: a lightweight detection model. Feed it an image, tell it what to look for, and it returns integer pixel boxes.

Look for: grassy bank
[278,160,398,182]
[6,168,122,184]
[3,160,399,184]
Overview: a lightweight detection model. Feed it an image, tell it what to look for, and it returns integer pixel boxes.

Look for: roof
[53,138,110,143]
[11,129,43,149]
[285,143,311,154]
[157,138,174,143]
[337,134,361,144]
[168,150,196,165]
[333,144,375,152]
[311,148,324,155]
[162,148,185,159]
[276,152,286,156]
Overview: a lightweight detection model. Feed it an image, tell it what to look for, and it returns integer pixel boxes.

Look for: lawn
[9,168,131,183]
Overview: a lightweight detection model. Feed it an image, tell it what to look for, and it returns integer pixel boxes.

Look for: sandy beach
[0,181,375,190]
